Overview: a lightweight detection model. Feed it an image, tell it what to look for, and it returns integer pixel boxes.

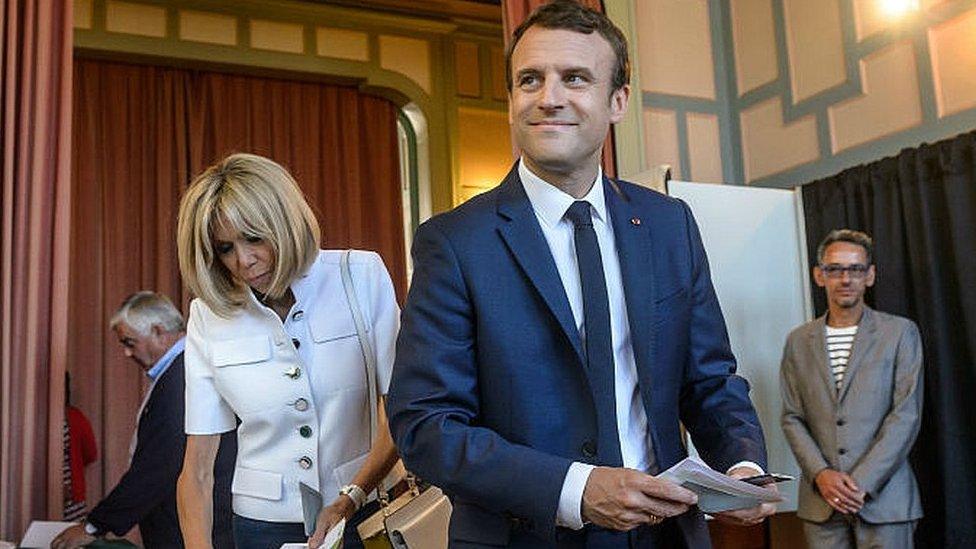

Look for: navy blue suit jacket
[87,354,237,548]
[387,167,767,547]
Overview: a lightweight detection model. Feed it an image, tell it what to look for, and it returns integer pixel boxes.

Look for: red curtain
[0,0,74,540]
[70,59,405,514]
[501,0,617,177]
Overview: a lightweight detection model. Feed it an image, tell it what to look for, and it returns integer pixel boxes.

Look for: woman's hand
[308,496,355,547]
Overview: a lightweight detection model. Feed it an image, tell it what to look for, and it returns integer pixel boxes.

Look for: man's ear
[865,264,876,288]
[813,266,826,288]
[608,84,630,124]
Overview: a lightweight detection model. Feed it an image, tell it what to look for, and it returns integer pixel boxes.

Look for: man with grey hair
[781,229,924,547]
[53,291,236,549]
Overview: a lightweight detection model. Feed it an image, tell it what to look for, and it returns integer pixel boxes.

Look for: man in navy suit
[387,1,775,547]
[52,292,236,549]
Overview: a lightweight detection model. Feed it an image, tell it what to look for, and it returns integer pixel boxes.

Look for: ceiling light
[880,0,921,18]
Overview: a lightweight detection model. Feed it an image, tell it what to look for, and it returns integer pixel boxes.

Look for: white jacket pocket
[232,466,283,501]
[212,335,271,367]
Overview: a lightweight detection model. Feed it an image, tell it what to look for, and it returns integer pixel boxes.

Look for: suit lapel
[495,166,584,363]
[807,315,838,406]
[838,307,876,402]
[604,179,657,395]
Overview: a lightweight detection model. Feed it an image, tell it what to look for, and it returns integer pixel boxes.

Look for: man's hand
[307,495,355,547]
[51,524,95,549]
[581,467,698,531]
[814,469,864,514]
[711,466,778,526]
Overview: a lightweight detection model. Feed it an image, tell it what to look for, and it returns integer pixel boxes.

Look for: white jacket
[184,250,399,522]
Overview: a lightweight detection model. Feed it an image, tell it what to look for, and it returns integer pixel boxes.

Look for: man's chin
[833,298,861,309]
[522,150,581,173]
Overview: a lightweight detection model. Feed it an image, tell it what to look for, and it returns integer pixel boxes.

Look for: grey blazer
[780,306,923,524]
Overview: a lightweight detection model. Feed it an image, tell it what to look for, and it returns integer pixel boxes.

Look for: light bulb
[880,0,921,18]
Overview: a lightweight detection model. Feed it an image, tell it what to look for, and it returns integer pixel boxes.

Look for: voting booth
[668,180,813,512]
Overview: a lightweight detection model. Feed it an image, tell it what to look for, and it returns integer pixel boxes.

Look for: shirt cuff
[727,461,765,476]
[555,462,596,530]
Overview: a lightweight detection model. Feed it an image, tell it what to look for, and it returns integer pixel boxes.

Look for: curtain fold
[500,0,617,178]
[802,130,976,548]
[71,59,405,515]
[70,61,191,512]
[0,0,73,540]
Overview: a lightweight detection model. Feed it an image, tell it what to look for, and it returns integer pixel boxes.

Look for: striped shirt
[826,325,858,390]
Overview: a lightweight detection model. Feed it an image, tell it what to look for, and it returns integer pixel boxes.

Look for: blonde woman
[175,153,400,548]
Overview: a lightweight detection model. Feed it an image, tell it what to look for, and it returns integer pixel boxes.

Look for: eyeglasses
[819,263,870,279]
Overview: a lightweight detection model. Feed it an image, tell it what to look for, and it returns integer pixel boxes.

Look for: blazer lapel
[604,179,657,394]
[495,166,584,363]
[838,306,877,402]
[807,315,838,406]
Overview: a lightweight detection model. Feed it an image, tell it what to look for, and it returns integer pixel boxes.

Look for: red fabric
[501,0,616,177]
[66,406,97,503]
[70,59,406,506]
[0,0,73,538]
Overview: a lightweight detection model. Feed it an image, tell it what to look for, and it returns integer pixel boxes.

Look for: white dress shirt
[518,161,761,529]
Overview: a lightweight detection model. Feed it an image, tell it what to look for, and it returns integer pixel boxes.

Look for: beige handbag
[340,252,452,549]
[356,477,452,549]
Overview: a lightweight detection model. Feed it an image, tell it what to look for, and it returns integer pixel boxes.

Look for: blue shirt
[147,337,185,381]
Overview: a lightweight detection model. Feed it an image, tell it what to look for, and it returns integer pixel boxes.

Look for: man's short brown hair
[505,0,631,94]
[817,229,874,265]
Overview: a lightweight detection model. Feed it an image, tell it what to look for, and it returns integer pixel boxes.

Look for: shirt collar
[147,337,185,381]
[518,158,607,228]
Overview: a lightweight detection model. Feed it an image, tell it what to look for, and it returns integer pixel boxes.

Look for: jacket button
[284,366,302,379]
[839,448,847,455]
[581,441,596,458]
[294,398,309,412]
[292,310,304,321]
[299,425,313,438]
[292,338,301,349]
[836,419,846,426]
[298,456,313,469]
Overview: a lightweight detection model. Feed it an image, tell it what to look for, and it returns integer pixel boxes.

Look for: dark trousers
[233,501,379,549]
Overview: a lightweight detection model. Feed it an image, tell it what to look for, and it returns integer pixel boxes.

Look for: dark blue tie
[565,201,623,467]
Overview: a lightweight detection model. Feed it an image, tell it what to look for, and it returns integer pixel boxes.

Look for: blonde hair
[177,153,320,317]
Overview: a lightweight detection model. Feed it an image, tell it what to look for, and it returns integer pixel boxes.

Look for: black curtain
[801,130,976,547]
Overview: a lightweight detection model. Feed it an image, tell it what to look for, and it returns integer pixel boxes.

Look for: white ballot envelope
[20,521,76,548]
[657,457,786,513]
[279,518,345,549]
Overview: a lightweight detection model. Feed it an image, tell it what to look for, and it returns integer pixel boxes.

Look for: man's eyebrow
[562,66,594,75]
[515,68,540,78]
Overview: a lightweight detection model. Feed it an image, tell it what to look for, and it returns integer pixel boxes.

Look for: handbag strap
[340,250,379,445]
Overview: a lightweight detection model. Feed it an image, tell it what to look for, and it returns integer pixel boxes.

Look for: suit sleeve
[87,371,187,536]
[779,337,830,482]
[386,220,572,541]
[849,321,924,497]
[676,201,768,473]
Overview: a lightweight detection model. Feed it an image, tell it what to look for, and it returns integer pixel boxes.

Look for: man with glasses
[780,229,924,548]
